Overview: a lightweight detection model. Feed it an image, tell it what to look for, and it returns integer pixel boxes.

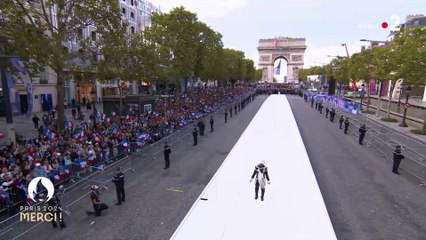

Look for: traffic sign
[403,103,411,109]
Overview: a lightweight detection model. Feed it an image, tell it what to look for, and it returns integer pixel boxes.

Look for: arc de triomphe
[258,37,307,83]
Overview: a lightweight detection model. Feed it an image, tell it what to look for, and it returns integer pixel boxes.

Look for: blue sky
[151,0,425,70]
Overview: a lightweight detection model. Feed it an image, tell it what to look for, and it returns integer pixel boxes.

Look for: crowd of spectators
[0,86,255,215]
[257,83,299,95]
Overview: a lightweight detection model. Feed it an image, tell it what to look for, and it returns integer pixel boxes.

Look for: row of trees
[0,2,258,133]
[299,26,426,86]
[299,26,425,132]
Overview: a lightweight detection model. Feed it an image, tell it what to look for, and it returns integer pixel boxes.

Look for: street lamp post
[360,84,365,110]
[399,85,411,127]
[397,86,402,113]
[341,43,350,57]
[375,80,382,117]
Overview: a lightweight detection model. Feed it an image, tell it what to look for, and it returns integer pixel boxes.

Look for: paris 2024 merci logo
[20,177,61,223]
[27,177,55,203]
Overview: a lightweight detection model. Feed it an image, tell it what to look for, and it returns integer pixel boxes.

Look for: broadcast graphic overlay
[19,177,62,223]
[358,15,401,30]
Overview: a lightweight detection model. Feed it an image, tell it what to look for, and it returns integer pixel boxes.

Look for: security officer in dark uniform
[192,126,198,146]
[329,108,336,122]
[318,102,323,114]
[200,119,205,136]
[339,115,344,129]
[344,117,350,134]
[209,116,214,132]
[163,142,171,169]
[47,191,65,228]
[234,104,237,115]
[392,145,405,174]
[325,107,330,118]
[224,109,228,123]
[230,106,233,118]
[112,168,125,205]
[358,124,367,145]
[197,120,204,136]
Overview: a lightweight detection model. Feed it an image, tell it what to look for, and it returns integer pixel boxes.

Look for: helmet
[91,185,100,190]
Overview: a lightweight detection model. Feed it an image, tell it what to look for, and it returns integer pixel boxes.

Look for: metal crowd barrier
[0,94,257,237]
[0,153,136,240]
[137,98,245,161]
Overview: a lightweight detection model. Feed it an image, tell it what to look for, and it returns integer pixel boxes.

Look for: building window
[131,26,135,34]
[91,31,96,41]
[122,8,126,14]
[131,0,134,6]
[130,12,134,19]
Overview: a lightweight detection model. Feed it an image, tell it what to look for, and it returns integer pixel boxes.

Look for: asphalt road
[287,95,426,240]
[11,95,267,240]
[6,94,426,240]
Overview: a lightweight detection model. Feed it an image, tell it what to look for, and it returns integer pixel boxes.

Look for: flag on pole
[274,60,281,75]
[10,58,33,117]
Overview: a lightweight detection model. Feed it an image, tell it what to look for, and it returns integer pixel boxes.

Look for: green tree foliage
[243,59,256,81]
[391,27,426,85]
[340,26,425,86]
[144,7,233,87]
[255,68,263,81]
[373,45,395,80]
[194,22,223,81]
[95,20,160,115]
[298,65,326,81]
[328,57,349,83]
[144,7,200,85]
[224,48,245,82]
[1,0,122,133]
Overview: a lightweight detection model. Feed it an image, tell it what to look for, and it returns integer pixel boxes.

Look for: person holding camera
[86,185,109,216]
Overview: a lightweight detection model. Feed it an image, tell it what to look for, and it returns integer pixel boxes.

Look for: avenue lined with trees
[299,26,425,86]
[0,2,258,133]
[299,26,426,133]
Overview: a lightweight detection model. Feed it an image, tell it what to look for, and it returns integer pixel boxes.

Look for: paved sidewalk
[317,97,426,148]
[361,113,426,144]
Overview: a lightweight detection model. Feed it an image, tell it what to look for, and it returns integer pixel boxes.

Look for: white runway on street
[171,95,337,240]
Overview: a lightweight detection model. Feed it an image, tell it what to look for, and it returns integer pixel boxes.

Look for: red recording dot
[381,22,388,29]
